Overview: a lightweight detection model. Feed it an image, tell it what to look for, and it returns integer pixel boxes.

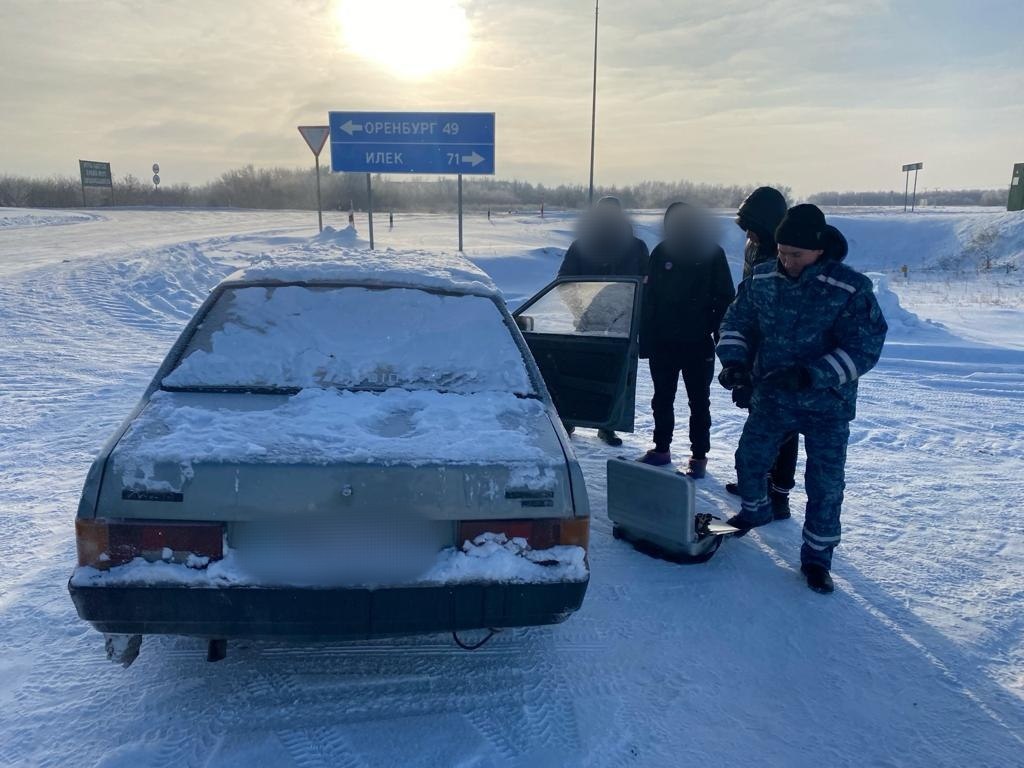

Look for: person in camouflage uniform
[716,204,888,594]
[726,187,798,518]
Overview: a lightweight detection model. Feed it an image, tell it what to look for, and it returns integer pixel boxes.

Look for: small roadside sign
[297,125,331,233]
[298,125,330,157]
[152,163,160,174]
[78,160,114,207]
[79,160,113,188]
[901,162,924,212]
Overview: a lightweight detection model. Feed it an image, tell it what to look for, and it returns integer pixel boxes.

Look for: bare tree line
[0,164,1004,211]
[808,189,1008,207]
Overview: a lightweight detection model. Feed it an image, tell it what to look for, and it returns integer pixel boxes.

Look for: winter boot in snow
[638,449,672,467]
[725,482,740,496]
[770,487,792,520]
[598,429,623,447]
[686,456,708,479]
[562,422,575,436]
[801,563,835,594]
[725,498,773,538]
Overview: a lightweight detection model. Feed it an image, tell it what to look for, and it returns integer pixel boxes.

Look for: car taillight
[458,517,589,551]
[75,519,224,569]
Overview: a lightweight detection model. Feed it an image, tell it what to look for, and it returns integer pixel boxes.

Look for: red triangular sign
[298,125,330,156]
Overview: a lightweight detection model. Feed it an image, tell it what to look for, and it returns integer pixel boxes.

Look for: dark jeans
[649,338,715,456]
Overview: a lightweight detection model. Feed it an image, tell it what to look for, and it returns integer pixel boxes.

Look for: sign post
[366,173,375,250]
[902,162,923,212]
[329,111,495,250]
[298,125,330,232]
[78,160,113,207]
[457,174,464,251]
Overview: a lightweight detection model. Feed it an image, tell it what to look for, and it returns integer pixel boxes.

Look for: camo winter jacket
[716,258,888,421]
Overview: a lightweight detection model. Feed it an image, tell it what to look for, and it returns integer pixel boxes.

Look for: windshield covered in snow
[162,285,535,395]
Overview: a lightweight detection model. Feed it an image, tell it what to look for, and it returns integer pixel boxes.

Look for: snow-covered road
[0,207,1021,767]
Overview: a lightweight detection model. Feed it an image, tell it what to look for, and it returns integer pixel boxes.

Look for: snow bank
[0,208,102,229]
[163,285,533,394]
[818,210,1024,274]
[69,533,587,588]
[228,241,500,298]
[312,223,362,246]
[113,388,559,478]
[867,272,947,339]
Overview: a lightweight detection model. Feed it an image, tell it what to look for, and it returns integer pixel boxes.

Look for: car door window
[514,278,641,432]
[516,281,635,338]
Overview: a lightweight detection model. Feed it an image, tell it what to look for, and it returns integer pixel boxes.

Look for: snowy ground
[0,206,1022,767]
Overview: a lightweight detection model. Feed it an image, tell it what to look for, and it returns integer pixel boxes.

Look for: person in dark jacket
[725,186,798,519]
[638,202,734,477]
[558,196,649,279]
[717,204,888,594]
[558,196,649,447]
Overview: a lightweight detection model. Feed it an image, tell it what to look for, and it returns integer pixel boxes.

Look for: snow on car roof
[225,230,500,297]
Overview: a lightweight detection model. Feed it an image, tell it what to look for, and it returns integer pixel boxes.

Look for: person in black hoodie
[736,186,788,279]
[558,195,649,447]
[725,186,798,519]
[638,202,734,477]
[558,196,649,279]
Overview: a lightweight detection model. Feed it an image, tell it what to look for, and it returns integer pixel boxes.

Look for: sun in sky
[334,0,471,79]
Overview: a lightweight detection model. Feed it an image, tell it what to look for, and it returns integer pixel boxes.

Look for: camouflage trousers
[736,404,851,568]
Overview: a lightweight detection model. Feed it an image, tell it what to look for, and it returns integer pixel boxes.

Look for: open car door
[513,277,643,433]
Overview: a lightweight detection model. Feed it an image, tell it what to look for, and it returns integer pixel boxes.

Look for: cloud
[0,0,1020,194]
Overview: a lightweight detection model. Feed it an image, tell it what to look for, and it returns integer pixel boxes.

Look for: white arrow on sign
[298,125,330,156]
[462,151,485,167]
[339,120,364,136]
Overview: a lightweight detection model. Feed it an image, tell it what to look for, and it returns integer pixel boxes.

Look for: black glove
[718,365,750,391]
[763,366,812,391]
[731,385,752,409]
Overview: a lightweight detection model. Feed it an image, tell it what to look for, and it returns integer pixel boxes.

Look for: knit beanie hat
[775,204,828,250]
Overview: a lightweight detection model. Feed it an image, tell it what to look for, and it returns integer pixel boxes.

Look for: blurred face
[665,206,709,249]
[777,244,823,278]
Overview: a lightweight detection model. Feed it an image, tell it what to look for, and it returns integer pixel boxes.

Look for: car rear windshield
[162,285,536,395]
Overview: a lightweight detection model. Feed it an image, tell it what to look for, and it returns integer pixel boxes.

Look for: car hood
[101,389,571,522]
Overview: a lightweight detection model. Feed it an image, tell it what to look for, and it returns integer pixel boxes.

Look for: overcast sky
[1,0,1021,195]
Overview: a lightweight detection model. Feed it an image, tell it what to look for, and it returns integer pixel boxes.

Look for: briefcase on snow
[606,458,736,564]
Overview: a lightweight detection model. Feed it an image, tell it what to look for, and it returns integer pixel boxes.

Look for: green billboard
[1009,163,1024,212]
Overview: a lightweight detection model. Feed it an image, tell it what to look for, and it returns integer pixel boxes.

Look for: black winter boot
[801,564,835,594]
[598,429,623,447]
[770,489,791,520]
[725,482,739,496]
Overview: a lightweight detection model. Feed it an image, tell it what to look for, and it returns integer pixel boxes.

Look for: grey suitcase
[606,458,736,564]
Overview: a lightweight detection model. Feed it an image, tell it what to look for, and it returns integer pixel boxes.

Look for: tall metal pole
[903,171,909,212]
[457,173,464,252]
[366,173,375,249]
[911,169,919,213]
[587,0,599,206]
[314,155,323,233]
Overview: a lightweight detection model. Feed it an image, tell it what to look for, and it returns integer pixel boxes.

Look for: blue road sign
[329,111,495,175]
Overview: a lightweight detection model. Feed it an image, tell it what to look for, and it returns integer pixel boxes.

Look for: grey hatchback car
[69,248,643,663]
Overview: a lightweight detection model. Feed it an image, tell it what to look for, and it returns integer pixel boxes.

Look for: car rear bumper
[68,578,589,639]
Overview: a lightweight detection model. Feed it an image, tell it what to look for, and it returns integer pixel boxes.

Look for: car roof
[222,238,500,299]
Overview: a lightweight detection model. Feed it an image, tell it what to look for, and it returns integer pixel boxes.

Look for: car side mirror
[515,315,534,332]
